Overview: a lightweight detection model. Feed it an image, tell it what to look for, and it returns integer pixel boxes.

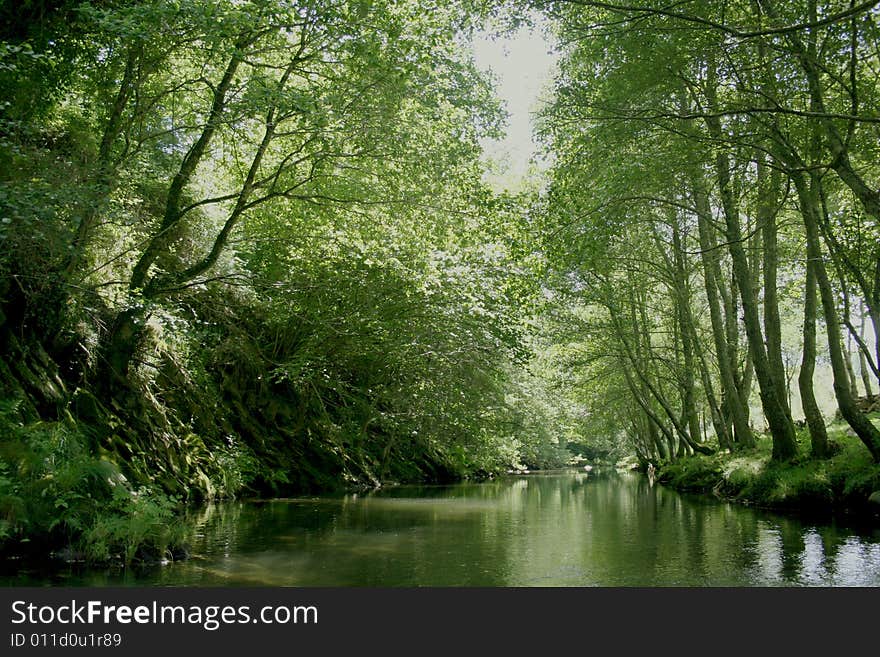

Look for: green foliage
[212,437,260,497]
[826,432,880,499]
[0,0,583,562]
[0,397,188,562]
[82,486,185,565]
[0,399,110,542]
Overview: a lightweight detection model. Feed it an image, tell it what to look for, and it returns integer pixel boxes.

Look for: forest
[1,0,879,566]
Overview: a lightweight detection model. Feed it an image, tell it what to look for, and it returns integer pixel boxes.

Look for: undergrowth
[657,417,880,513]
[0,399,188,564]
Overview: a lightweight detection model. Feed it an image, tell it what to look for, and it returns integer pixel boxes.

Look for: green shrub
[0,399,114,544]
[740,466,781,502]
[720,467,752,497]
[81,486,185,564]
[789,474,833,506]
[826,440,880,501]
[212,437,260,497]
[0,397,188,563]
[659,455,722,492]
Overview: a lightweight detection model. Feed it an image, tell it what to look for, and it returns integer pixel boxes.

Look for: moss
[658,425,880,515]
[827,441,880,501]
[657,454,724,492]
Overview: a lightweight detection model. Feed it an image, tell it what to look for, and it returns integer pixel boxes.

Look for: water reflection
[3,472,880,586]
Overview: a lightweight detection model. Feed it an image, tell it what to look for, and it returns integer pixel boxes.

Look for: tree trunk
[859,312,876,399]
[758,156,790,414]
[621,359,676,461]
[706,137,797,458]
[129,44,247,292]
[686,298,730,450]
[843,334,860,398]
[791,170,880,461]
[65,46,140,279]
[647,415,668,461]
[608,281,712,455]
[798,256,829,458]
[673,221,703,446]
[703,61,797,460]
[693,178,754,449]
[100,307,146,395]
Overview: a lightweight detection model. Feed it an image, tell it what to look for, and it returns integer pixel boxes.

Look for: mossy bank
[656,418,880,516]
[0,306,570,566]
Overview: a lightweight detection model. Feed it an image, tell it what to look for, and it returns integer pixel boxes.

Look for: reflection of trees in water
[10,473,879,585]
[737,512,880,586]
[88,476,880,585]
[522,473,880,586]
[779,517,807,581]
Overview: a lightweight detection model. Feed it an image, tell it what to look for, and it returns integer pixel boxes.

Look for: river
[3,470,880,586]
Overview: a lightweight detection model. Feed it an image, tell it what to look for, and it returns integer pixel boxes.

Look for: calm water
[4,471,880,586]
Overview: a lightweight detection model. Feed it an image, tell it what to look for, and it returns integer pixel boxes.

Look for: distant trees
[538,0,880,461]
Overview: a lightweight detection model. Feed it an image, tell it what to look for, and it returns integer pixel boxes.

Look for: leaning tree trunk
[671,220,703,446]
[703,102,797,460]
[791,169,880,461]
[843,334,860,398]
[99,307,146,399]
[608,282,712,456]
[798,256,829,458]
[693,178,754,449]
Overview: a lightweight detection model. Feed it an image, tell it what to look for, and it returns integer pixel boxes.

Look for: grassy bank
[657,416,880,514]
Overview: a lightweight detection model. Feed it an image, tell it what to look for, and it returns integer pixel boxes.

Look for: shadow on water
[3,470,880,586]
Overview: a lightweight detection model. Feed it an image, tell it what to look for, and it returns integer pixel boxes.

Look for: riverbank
[0,330,566,566]
[656,417,880,516]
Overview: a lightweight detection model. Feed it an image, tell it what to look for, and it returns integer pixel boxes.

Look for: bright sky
[472,23,558,189]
